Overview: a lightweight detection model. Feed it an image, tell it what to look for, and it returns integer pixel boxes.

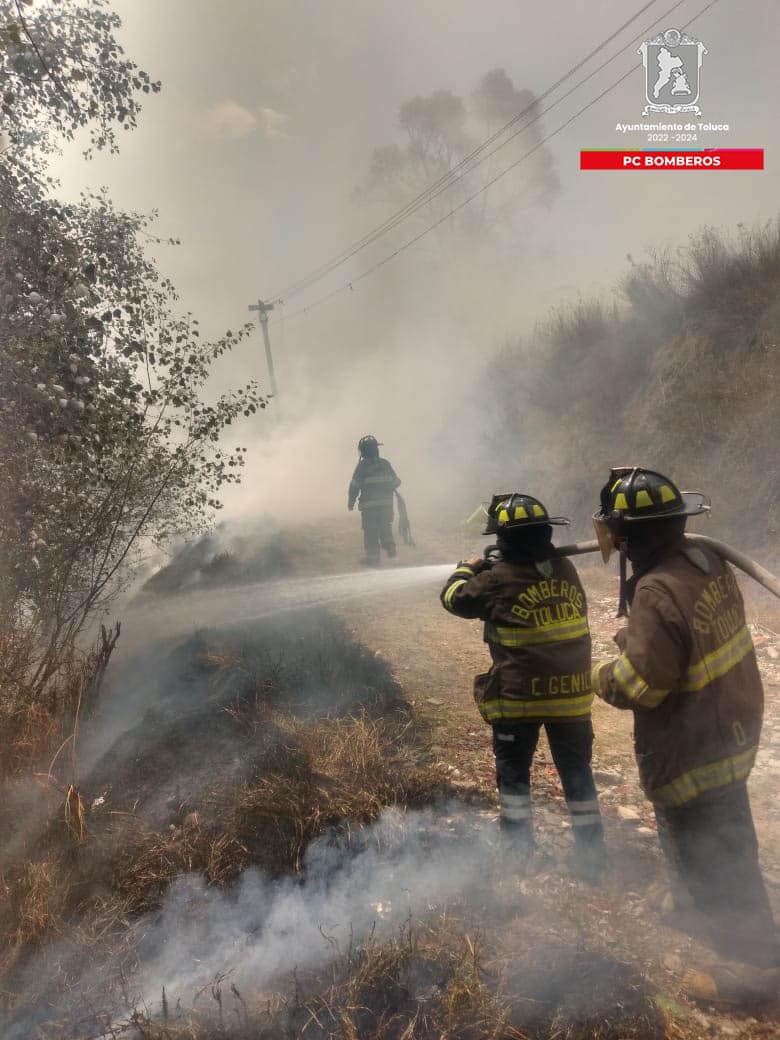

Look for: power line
[269,0,721,328]
[267,0,669,305]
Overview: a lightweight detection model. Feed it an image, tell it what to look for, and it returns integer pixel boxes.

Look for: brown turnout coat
[592,538,763,807]
[441,556,592,724]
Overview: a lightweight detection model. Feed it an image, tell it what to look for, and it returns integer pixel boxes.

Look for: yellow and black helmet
[483,492,570,535]
[595,467,709,531]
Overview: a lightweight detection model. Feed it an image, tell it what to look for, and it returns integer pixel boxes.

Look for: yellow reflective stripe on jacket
[452,565,476,577]
[612,653,670,708]
[479,693,593,721]
[683,625,754,692]
[486,615,589,648]
[591,660,608,690]
[652,745,758,807]
[443,579,468,613]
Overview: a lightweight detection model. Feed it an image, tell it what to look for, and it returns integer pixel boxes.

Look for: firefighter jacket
[592,538,763,808]
[348,457,400,511]
[440,556,592,724]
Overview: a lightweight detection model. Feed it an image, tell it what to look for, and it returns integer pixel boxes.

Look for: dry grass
[0,622,120,781]
[113,709,448,911]
[472,215,780,544]
[0,858,64,950]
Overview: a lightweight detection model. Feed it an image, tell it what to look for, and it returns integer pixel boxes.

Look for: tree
[0,0,264,716]
[354,69,560,247]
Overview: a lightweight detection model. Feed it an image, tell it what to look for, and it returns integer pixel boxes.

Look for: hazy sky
[55,0,780,516]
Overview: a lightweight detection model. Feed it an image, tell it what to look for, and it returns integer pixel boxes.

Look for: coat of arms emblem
[638,28,707,116]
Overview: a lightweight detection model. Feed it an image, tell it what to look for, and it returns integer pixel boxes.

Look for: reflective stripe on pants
[492,719,605,854]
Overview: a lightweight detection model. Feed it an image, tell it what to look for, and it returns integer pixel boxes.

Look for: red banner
[580,149,764,170]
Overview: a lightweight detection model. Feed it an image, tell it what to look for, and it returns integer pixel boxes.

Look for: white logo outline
[638,28,707,117]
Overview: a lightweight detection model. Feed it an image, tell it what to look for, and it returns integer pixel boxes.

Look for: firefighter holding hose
[591,467,779,991]
[348,435,405,567]
[440,493,606,881]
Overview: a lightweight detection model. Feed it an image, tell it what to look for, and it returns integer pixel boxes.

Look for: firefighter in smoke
[348,435,401,566]
[592,467,779,983]
[440,493,606,879]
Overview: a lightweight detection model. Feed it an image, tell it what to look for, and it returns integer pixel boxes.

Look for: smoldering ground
[0,606,447,1033]
[4,805,667,1040]
[0,598,670,1040]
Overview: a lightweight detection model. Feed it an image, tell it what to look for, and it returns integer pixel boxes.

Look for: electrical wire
[267,0,673,304]
[268,0,721,328]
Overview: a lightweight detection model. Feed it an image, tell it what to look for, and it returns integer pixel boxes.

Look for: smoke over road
[121,563,453,656]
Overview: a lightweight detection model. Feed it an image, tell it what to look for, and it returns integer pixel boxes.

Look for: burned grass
[3,604,775,1040]
[0,609,452,1029]
[127,920,516,1040]
[101,917,669,1040]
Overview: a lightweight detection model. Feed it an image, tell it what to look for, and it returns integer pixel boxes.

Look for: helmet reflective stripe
[483,491,568,534]
[593,467,709,560]
[596,467,707,524]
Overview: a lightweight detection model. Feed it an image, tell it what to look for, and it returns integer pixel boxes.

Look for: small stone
[617,805,641,821]
[663,952,683,973]
[681,970,719,1002]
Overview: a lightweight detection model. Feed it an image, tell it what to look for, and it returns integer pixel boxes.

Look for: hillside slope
[465,220,780,552]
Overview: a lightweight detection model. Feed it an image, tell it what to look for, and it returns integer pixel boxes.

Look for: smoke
[50,0,780,538]
[131,805,493,1009]
[4,805,495,1037]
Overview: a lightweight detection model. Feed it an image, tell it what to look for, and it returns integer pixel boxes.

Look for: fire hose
[550,535,780,600]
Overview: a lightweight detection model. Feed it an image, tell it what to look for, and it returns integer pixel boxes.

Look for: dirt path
[335,561,780,1037]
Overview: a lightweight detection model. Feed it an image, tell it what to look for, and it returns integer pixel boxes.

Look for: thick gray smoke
[53,1,780,533]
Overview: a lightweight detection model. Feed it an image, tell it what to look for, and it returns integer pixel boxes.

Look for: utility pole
[248,299,278,402]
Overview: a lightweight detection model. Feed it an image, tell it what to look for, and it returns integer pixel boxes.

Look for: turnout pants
[492,718,604,860]
[654,782,779,968]
[361,503,396,563]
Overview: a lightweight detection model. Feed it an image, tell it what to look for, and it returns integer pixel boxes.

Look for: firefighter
[440,493,606,879]
[591,467,779,978]
[348,435,401,566]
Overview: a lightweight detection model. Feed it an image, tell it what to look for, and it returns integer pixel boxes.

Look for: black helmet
[358,434,381,458]
[483,492,569,535]
[593,467,709,560]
